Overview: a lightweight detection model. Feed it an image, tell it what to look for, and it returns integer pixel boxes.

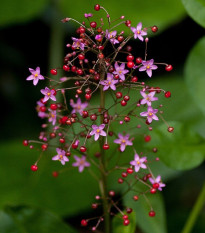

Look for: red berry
[31,165,38,171]
[136,57,142,64]
[133,195,139,201]
[122,215,129,220]
[122,172,128,178]
[121,100,127,106]
[165,64,173,72]
[52,171,59,177]
[41,144,48,150]
[146,173,152,179]
[153,183,159,189]
[72,143,78,149]
[165,91,171,98]
[124,116,130,122]
[90,21,97,28]
[116,92,122,99]
[127,168,133,174]
[50,132,56,138]
[168,126,174,132]
[40,106,46,112]
[82,111,89,118]
[66,151,71,156]
[127,61,134,68]
[103,144,110,150]
[63,65,70,71]
[80,146,87,153]
[98,45,104,50]
[59,138,65,144]
[131,76,138,82]
[94,73,100,80]
[117,35,124,42]
[50,103,57,110]
[79,27,85,34]
[78,54,85,60]
[81,219,88,227]
[94,4,100,11]
[151,26,158,33]
[23,140,29,146]
[125,20,131,27]
[123,95,130,102]
[51,88,57,95]
[126,45,132,52]
[144,135,151,142]
[126,55,134,61]
[71,66,77,72]
[50,69,57,75]
[91,203,98,209]
[109,190,115,196]
[90,114,97,121]
[98,53,104,59]
[126,208,133,214]
[118,178,124,184]
[84,93,91,100]
[150,188,157,194]
[149,210,156,217]
[77,69,83,75]
[123,219,130,226]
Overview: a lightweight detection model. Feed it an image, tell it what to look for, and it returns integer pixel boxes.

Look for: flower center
[108,81,111,85]
[59,155,63,160]
[137,161,140,165]
[148,112,153,116]
[146,97,151,101]
[96,129,100,133]
[137,30,140,34]
[146,65,150,69]
[34,73,38,78]
[121,139,126,143]
[47,92,51,96]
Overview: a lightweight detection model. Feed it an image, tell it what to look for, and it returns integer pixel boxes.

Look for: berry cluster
[24,4,173,231]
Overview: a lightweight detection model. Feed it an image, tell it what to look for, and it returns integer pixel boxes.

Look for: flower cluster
[24,3,173,231]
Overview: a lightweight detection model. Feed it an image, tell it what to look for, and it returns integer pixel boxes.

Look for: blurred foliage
[182,0,205,28]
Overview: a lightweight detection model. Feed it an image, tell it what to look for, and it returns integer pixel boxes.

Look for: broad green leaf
[0,0,48,27]
[124,192,167,233]
[146,122,205,170]
[185,36,205,115]
[60,0,186,32]
[0,140,99,217]
[112,211,136,233]
[0,206,78,233]
[181,0,205,28]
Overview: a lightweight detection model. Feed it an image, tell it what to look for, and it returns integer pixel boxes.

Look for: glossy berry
[79,27,85,34]
[131,76,138,82]
[59,138,65,144]
[50,132,56,138]
[127,61,134,68]
[136,57,142,64]
[168,126,174,133]
[50,69,57,75]
[23,140,29,146]
[81,219,88,227]
[50,103,57,110]
[103,144,110,150]
[153,183,159,189]
[109,190,115,196]
[78,54,85,60]
[150,188,157,194]
[126,55,134,61]
[90,114,97,121]
[118,35,124,42]
[116,92,122,99]
[126,208,133,214]
[122,215,129,220]
[52,171,59,177]
[127,168,133,174]
[41,144,48,150]
[151,26,158,33]
[123,219,130,226]
[80,146,87,153]
[90,21,97,28]
[144,135,151,142]
[94,4,100,11]
[124,116,130,122]
[125,20,131,27]
[149,210,156,217]
[133,195,139,201]
[31,165,38,171]
[40,106,46,112]
[122,172,128,178]
[63,65,70,71]
[77,69,83,75]
[165,91,171,98]
[123,95,130,102]
[91,203,98,209]
[71,66,77,72]
[165,64,173,71]
[121,100,127,106]
[118,178,124,184]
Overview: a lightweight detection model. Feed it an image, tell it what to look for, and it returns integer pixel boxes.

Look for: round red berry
[94,4,100,11]
[151,26,158,33]
[165,64,173,72]
[150,188,157,194]
[126,208,133,214]
[122,172,127,178]
[103,144,110,150]
[144,135,151,142]
[127,168,133,174]
[79,27,85,34]
[41,144,48,150]
[122,215,129,220]
[63,65,70,71]
[71,66,77,72]
[123,219,130,226]
[81,219,88,227]
[125,20,131,27]
[153,183,159,189]
[90,21,97,28]
[168,126,174,132]
[126,55,134,61]
[40,106,46,112]
[121,100,127,106]
[127,61,134,68]
[23,140,29,146]
[165,91,171,98]
[116,92,122,99]
[80,146,87,153]
[50,103,57,110]
[118,178,124,184]
[52,171,59,177]
[136,57,142,64]
[131,76,138,82]
[31,164,38,171]
[133,195,139,201]
[149,210,156,217]
[50,69,57,75]
[123,95,130,102]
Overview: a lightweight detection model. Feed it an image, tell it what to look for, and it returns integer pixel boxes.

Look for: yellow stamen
[96,129,100,133]
[146,65,150,69]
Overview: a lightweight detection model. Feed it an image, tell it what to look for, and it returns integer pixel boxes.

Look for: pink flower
[40,87,56,102]
[140,91,158,106]
[72,155,90,172]
[114,133,133,152]
[48,110,57,125]
[140,106,159,123]
[72,37,85,50]
[139,59,158,77]
[100,73,118,91]
[113,62,129,81]
[105,30,119,44]
[52,148,69,165]
[36,100,48,118]
[70,98,88,115]
[130,153,147,172]
[26,67,44,86]
[131,22,147,41]
[90,124,107,141]
[149,175,166,191]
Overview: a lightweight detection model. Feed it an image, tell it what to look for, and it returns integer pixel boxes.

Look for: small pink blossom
[48,110,57,125]
[149,175,166,191]
[72,37,85,50]
[140,106,159,123]
[40,87,56,102]
[130,153,147,172]
[140,91,158,106]
[26,67,44,86]
[105,30,119,44]
[90,124,107,141]
[113,62,129,81]
[139,59,158,77]
[72,155,90,172]
[70,98,88,115]
[131,22,147,41]
[52,148,69,165]
[100,73,118,91]
[114,133,133,152]
[36,100,48,118]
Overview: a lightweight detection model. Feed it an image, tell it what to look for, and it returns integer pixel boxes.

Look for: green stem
[181,181,205,233]
[99,83,111,233]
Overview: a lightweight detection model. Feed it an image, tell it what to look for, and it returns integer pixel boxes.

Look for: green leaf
[60,0,186,32]
[0,206,78,233]
[124,192,167,233]
[0,140,99,217]
[0,0,48,27]
[185,36,205,115]
[181,0,205,28]
[112,211,136,233]
[146,122,205,170]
